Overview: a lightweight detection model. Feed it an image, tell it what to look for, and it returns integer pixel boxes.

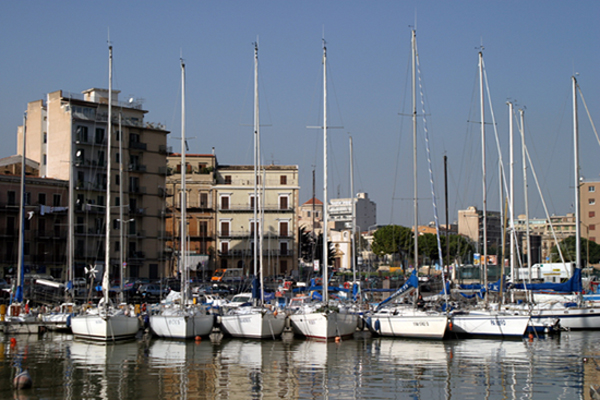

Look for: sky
[1,1,599,229]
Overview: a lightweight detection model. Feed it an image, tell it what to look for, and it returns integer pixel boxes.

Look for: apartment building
[214,164,299,277]
[581,181,600,245]
[457,206,502,252]
[297,197,323,236]
[0,163,68,280]
[18,88,169,280]
[166,153,217,280]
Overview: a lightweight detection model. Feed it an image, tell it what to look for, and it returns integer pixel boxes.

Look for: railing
[218,205,294,212]
[128,164,147,172]
[218,249,295,258]
[129,141,147,151]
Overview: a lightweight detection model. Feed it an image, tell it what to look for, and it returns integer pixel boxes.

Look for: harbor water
[1,331,599,399]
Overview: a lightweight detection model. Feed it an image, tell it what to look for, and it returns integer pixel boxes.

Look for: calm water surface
[1,330,599,399]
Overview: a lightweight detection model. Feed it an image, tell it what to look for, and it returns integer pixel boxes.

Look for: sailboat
[288,39,358,340]
[448,50,530,338]
[499,76,600,331]
[149,58,214,339]
[1,113,43,335]
[70,44,139,341]
[365,29,448,340]
[218,42,286,339]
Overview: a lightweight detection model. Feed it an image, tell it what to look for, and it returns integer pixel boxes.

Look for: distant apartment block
[328,192,376,232]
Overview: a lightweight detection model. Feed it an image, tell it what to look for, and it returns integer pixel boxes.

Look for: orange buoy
[335,336,341,343]
[195,336,202,342]
[448,322,453,331]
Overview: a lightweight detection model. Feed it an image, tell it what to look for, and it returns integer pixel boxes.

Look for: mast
[67,106,75,302]
[103,44,113,306]
[15,112,27,304]
[118,112,124,304]
[508,101,515,281]
[479,51,488,296]
[573,76,581,269]
[412,29,419,271]
[322,38,329,303]
[253,41,265,303]
[180,58,188,306]
[349,135,356,284]
[520,109,532,281]
[444,155,449,277]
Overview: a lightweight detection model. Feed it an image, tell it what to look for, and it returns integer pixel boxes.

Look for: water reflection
[2,332,600,399]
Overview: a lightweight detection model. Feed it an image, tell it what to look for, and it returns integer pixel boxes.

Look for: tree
[371,225,413,258]
[298,226,315,263]
[550,236,600,265]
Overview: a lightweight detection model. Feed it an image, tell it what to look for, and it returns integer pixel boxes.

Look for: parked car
[136,284,169,300]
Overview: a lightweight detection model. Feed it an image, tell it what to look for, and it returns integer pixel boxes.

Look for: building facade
[0,169,69,281]
[166,153,217,280]
[297,197,323,236]
[18,88,169,281]
[214,164,299,278]
[328,192,376,232]
[581,181,600,245]
[457,206,502,253]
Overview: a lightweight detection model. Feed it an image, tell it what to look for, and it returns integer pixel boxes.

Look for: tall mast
[118,112,124,303]
[253,41,265,303]
[67,104,75,302]
[573,76,581,269]
[349,135,356,284]
[508,101,515,281]
[103,44,113,305]
[412,29,419,270]
[180,58,188,306]
[479,51,488,295]
[15,112,27,304]
[322,39,329,303]
[520,109,532,280]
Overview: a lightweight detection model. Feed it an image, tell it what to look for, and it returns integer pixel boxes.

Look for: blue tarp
[511,268,582,293]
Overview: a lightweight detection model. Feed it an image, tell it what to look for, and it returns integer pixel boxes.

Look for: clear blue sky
[1,1,599,228]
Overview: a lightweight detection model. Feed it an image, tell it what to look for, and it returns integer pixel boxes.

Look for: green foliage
[550,236,600,264]
[370,224,475,263]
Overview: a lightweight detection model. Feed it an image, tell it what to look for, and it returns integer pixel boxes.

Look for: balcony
[218,205,294,213]
[129,141,147,151]
[129,186,147,194]
[218,249,295,258]
[129,252,146,260]
[159,145,172,155]
[129,207,146,216]
[128,164,147,173]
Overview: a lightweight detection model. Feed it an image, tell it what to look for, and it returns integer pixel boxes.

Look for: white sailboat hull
[368,310,448,339]
[220,310,286,339]
[71,313,139,341]
[526,306,600,330]
[150,313,214,339]
[449,312,529,338]
[289,312,357,340]
[0,316,43,335]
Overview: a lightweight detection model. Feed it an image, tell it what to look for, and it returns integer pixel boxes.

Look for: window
[199,221,208,237]
[43,133,47,144]
[24,192,31,206]
[113,219,120,230]
[115,174,120,185]
[43,154,47,165]
[38,218,45,233]
[95,128,105,144]
[200,193,208,208]
[590,199,596,205]
[590,211,596,218]
[114,241,120,252]
[250,195,255,209]
[279,196,289,210]
[115,196,120,207]
[250,221,260,235]
[591,237,596,243]
[224,175,232,184]
[76,126,88,143]
[280,241,288,256]
[280,175,287,185]
[279,221,289,237]
[220,196,229,210]
[590,224,596,231]
[7,191,15,206]
[590,186,596,193]
[220,221,230,236]
[76,216,84,234]
[53,194,61,207]
[221,241,229,255]
[38,193,46,206]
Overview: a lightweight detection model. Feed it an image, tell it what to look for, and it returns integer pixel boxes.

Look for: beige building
[297,197,323,236]
[214,164,299,277]
[166,153,217,279]
[18,88,169,280]
[581,181,600,245]
[457,206,502,251]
